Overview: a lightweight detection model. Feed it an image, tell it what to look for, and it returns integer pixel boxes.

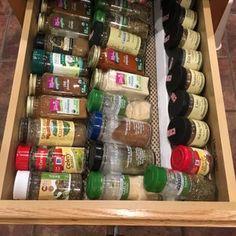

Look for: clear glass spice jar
[13,171,83,200]
[35,33,89,57]
[88,112,152,148]
[167,117,210,147]
[38,12,90,39]
[168,90,208,120]
[88,45,145,75]
[87,89,152,121]
[89,22,146,57]
[29,73,88,97]
[171,145,213,175]
[144,165,216,201]
[15,145,86,174]
[90,68,149,100]
[88,142,155,175]
[31,49,89,76]
[166,64,205,95]
[26,95,88,120]
[19,118,87,147]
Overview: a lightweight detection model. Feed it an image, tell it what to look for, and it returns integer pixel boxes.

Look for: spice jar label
[182,9,197,29]
[38,172,71,200]
[107,49,120,63]
[116,72,142,90]
[47,35,73,54]
[31,147,49,171]
[182,49,202,71]
[182,29,200,50]
[187,69,205,94]
[52,16,65,28]
[48,76,60,90]
[192,148,211,175]
[120,175,130,200]
[39,118,75,146]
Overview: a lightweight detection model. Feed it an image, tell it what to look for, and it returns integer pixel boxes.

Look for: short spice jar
[29,73,88,97]
[88,45,145,75]
[26,95,88,120]
[171,145,213,175]
[89,22,146,57]
[177,0,195,9]
[168,90,208,120]
[166,64,205,95]
[144,165,216,201]
[15,145,86,174]
[13,171,83,200]
[31,49,89,77]
[19,118,87,147]
[87,89,152,121]
[35,33,89,57]
[87,112,152,148]
[88,142,155,175]
[90,68,149,100]
[167,117,210,147]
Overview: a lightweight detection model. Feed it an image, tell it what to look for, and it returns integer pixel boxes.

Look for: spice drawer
[0,0,236,226]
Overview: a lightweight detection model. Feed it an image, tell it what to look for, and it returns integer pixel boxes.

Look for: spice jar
[89,22,146,57]
[166,65,205,95]
[88,142,155,175]
[93,9,149,39]
[16,145,86,174]
[40,0,91,19]
[177,0,195,9]
[168,90,208,120]
[90,68,149,100]
[168,47,203,71]
[88,112,152,148]
[19,118,87,147]
[31,49,88,76]
[38,13,90,39]
[127,0,147,3]
[164,24,200,50]
[87,89,152,121]
[29,73,88,97]
[13,171,83,200]
[171,145,213,175]
[35,33,89,57]
[167,117,210,147]
[144,165,216,201]
[26,95,88,120]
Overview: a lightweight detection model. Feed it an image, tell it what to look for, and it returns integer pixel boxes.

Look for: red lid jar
[15,145,31,170]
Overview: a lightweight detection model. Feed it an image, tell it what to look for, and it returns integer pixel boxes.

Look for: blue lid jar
[87,112,103,140]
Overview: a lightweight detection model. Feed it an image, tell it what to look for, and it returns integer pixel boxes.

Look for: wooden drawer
[0,0,236,226]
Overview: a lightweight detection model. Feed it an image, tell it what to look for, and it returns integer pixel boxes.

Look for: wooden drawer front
[0,0,236,226]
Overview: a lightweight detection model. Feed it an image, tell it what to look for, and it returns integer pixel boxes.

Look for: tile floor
[0,0,236,235]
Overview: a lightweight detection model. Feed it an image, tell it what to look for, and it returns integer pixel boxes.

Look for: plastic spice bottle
[28,73,88,97]
[177,0,195,9]
[26,95,88,120]
[166,65,205,95]
[168,47,203,71]
[164,24,200,50]
[88,45,145,75]
[34,33,89,57]
[167,117,210,147]
[171,145,213,175]
[88,112,152,148]
[168,90,208,120]
[88,142,155,175]
[93,9,149,39]
[13,171,83,200]
[16,145,86,174]
[89,22,146,57]
[37,13,90,39]
[31,49,88,77]
[90,68,149,100]
[19,118,87,147]
[144,165,216,201]
[87,89,152,121]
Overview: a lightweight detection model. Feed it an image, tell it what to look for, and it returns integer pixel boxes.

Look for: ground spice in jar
[29,73,88,97]
[26,95,87,120]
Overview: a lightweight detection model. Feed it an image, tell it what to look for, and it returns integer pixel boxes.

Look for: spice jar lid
[171,145,193,172]
[87,111,103,140]
[161,0,176,16]
[26,96,35,117]
[38,13,46,32]
[90,68,103,89]
[93,9,106,24]
[164,24,183,49]
[40,0,48,13]
[166,65,187,93]
[94,0,109,11]
[86,171,103,199]
[29,74,37,95]
[168,90,190,119]
[15,145,31,170]
[88,142,104,171]
[167,117,192,145]
[167,47,184,70]
[87,89,104,113]
[19,118,29,143]
[88,45,101,68]
[31,49,45,75]
[13,171,30,200]
[89,21,104,48]
[35,33,45,50]
[144,165,167,193]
